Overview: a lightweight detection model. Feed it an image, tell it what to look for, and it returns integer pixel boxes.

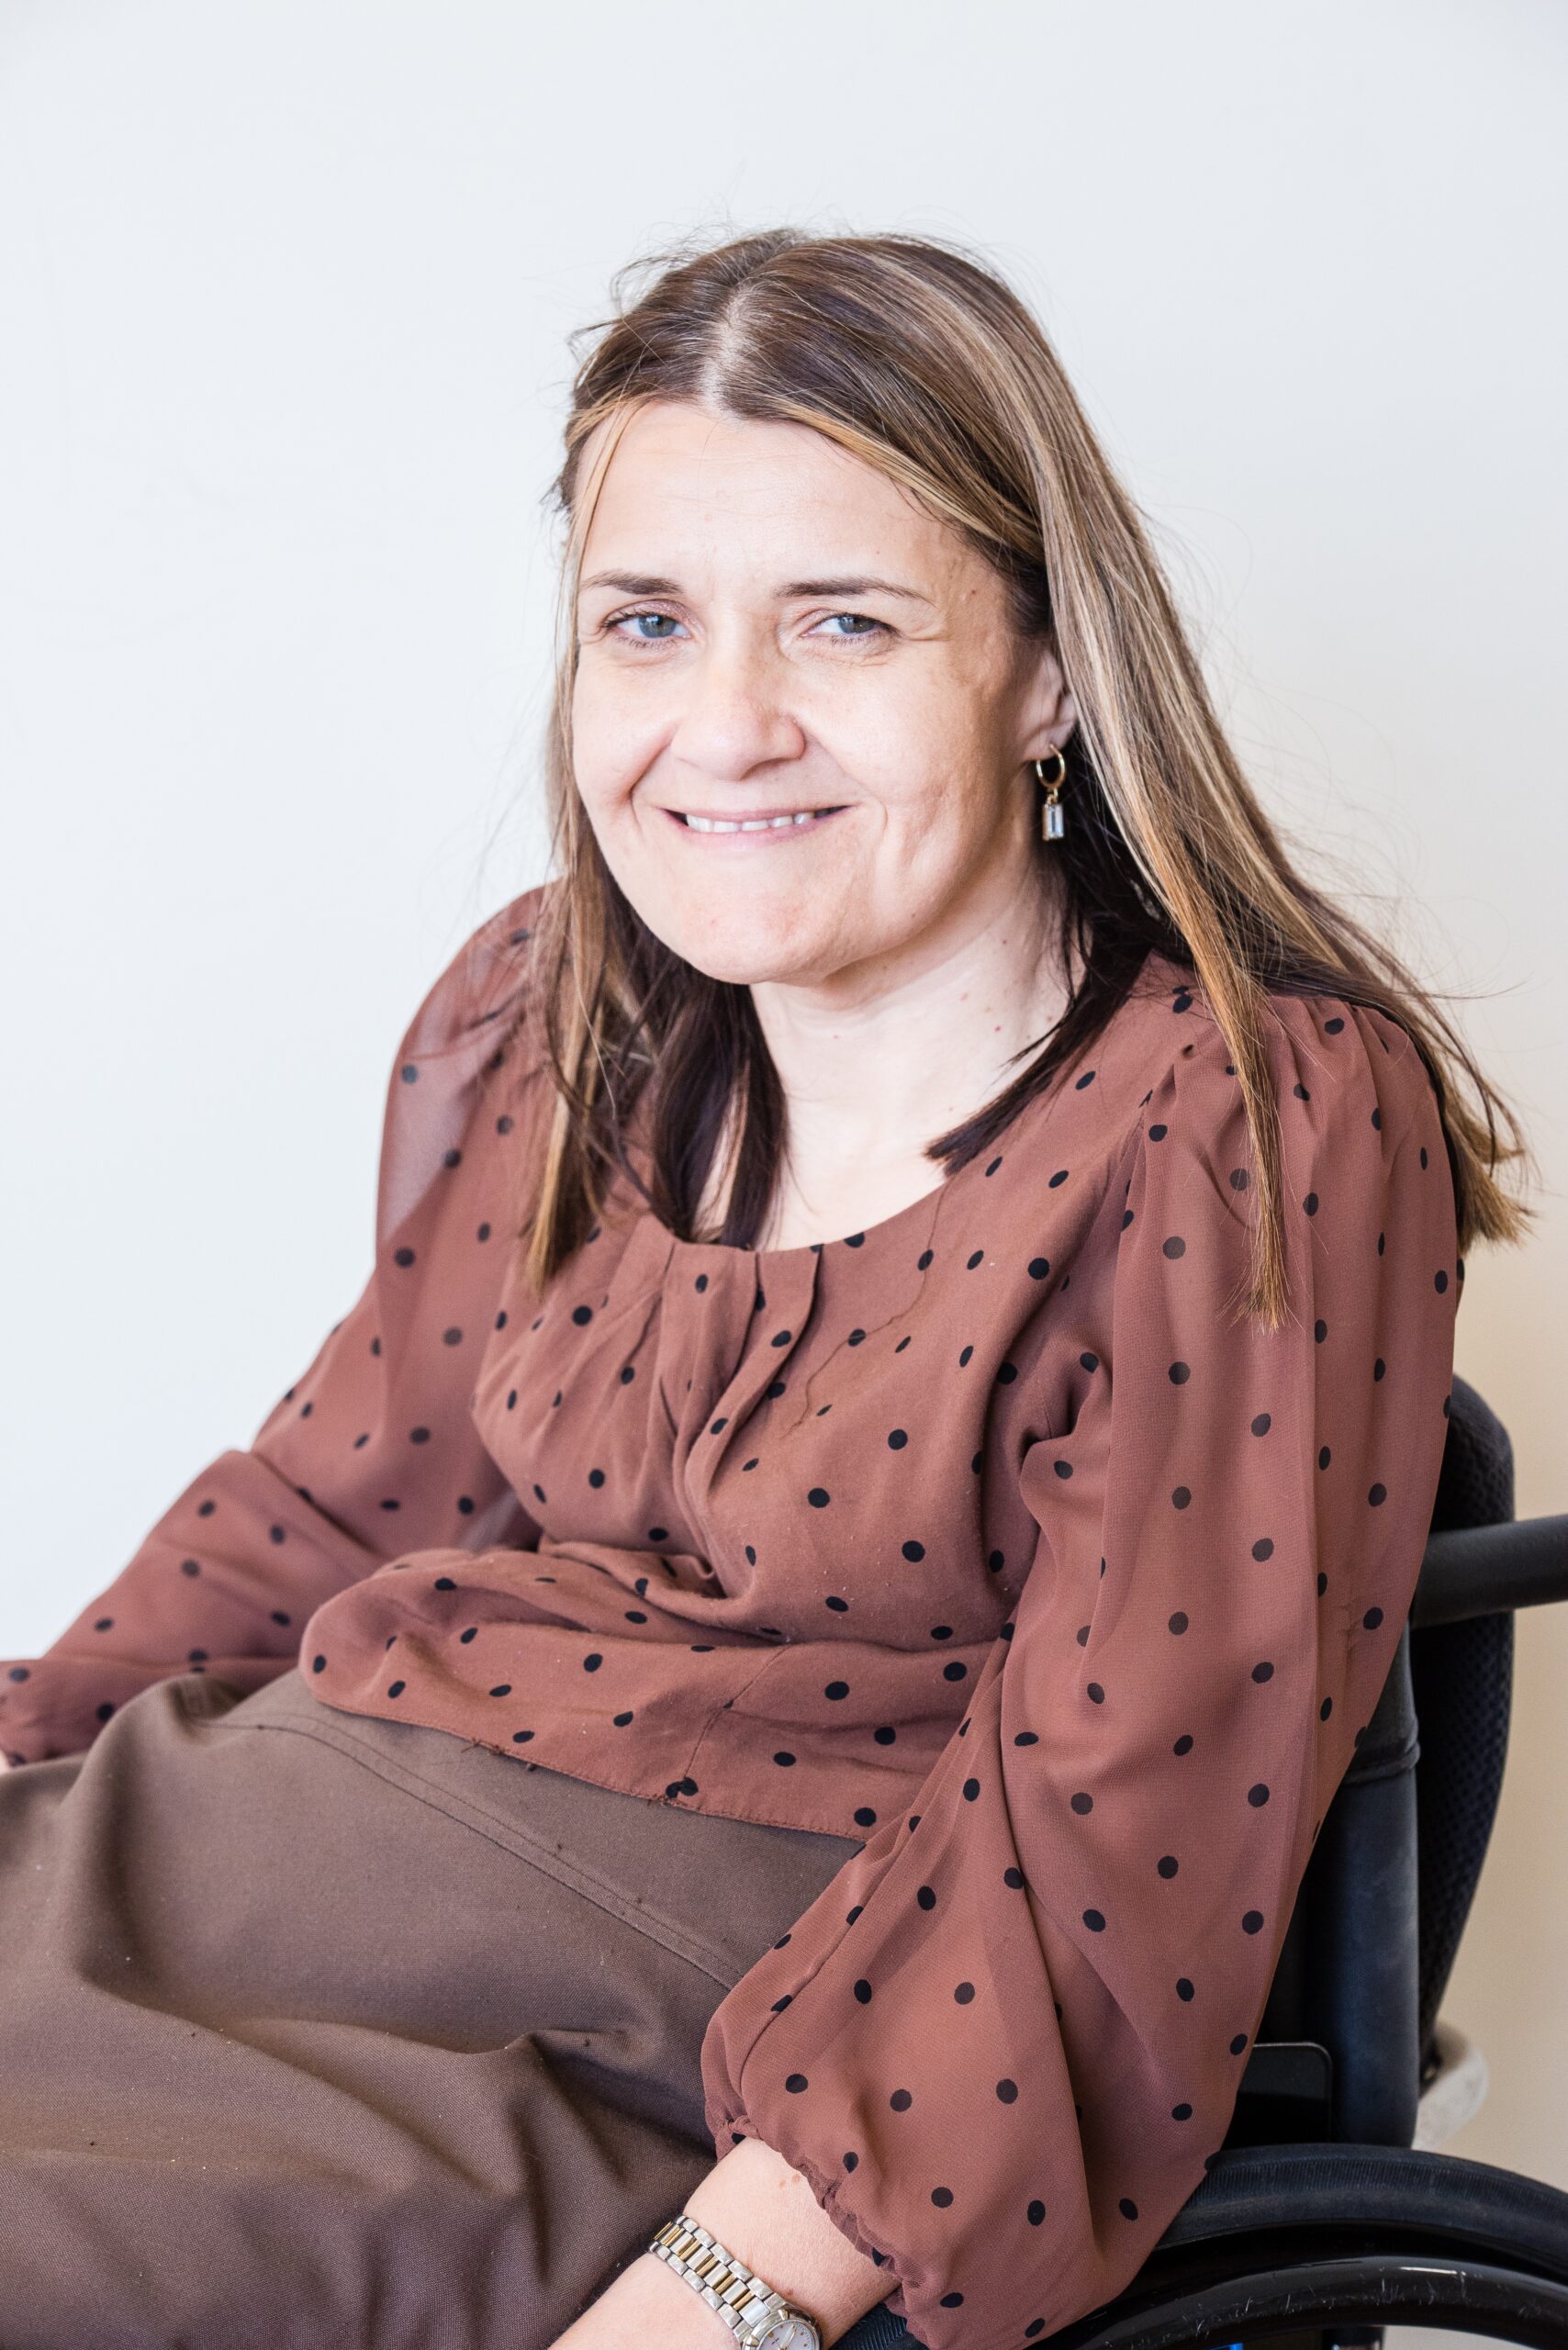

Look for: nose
[666,635,808,782]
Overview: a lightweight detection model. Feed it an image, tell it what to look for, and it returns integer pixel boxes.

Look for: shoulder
[396,878,555,1070]
[371,881,557,1247]
[1107,948,1442,1161]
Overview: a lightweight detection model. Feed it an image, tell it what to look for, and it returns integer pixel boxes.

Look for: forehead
[576,399,960,580]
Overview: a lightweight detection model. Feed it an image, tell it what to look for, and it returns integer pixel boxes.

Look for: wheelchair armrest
[1411,1513,1568,1628]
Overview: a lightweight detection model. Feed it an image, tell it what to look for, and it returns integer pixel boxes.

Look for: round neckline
[613,946,1182,1270]
[669,1155,958,1267]
[644,1038,1070,1268]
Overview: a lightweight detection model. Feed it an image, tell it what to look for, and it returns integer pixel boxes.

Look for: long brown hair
[502,225,1532,1327]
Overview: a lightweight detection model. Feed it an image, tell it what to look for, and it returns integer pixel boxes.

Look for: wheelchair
[840,1376,1568,2350]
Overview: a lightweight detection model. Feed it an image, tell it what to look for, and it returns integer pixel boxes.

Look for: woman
[0,229,1529,2350]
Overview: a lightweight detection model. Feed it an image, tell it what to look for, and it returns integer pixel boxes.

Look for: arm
[0,887,549,1767]
[696,996,1460,2350]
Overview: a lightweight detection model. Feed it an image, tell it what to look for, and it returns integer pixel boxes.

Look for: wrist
[550,2248,736,2350]
[627,2250,744,2344]
[644,2224,825,2349]
[678,2138,889,2344]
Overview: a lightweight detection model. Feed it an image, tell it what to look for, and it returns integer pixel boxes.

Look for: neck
[749,864,1072,1174]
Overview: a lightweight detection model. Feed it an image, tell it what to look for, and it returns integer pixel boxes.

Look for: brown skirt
[0,1665,864,2350]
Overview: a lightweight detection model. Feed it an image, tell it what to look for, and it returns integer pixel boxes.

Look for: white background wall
[4,0,1563,2230]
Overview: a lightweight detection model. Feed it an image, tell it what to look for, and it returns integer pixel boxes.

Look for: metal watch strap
[648,2212,823,2348]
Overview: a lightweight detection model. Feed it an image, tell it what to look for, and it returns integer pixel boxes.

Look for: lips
[668,806,848,835]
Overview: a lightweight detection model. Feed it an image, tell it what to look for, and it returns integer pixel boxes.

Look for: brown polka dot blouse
[0,879,1462,2350]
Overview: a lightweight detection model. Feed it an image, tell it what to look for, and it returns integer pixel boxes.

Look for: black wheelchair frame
[840,1376,1568,2350]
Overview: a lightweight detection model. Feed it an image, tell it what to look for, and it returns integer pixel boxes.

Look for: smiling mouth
[668,807,848,834]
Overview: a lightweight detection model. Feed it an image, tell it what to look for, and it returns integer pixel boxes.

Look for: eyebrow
[578,569,932,603]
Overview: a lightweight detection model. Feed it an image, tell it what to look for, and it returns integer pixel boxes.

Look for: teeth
[683,810,837,833]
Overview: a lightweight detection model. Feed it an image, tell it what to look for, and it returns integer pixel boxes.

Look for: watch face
[755,2321,820,2350]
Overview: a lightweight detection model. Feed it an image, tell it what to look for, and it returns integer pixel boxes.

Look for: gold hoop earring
[1035,749,1068,843]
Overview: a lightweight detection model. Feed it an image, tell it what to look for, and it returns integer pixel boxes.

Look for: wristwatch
[648,2212,824,2349]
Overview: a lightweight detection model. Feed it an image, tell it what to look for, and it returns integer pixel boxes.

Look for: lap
[0,1666,862,2350]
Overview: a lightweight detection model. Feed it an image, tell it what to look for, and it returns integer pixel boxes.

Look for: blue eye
[819,612,885,638]
[604,608,887,648]
[615,611,680,642]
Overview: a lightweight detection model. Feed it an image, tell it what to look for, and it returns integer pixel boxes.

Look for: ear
[1015,632,1081,766]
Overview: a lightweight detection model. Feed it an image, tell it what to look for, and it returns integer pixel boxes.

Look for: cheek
[570,673,655,815]
[847,677,993,808]
[871,725,1002,860]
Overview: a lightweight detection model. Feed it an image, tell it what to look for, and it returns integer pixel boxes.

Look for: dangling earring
[1035,749,1068,843]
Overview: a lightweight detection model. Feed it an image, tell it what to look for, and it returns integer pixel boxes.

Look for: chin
[656,914,834,989]
[674,941,822,988]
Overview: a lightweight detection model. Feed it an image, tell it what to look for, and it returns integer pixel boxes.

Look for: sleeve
[0,884,551,1767]
[699,995,1461,2350]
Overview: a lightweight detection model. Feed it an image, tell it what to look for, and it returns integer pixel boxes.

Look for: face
[570,399,1078,996]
